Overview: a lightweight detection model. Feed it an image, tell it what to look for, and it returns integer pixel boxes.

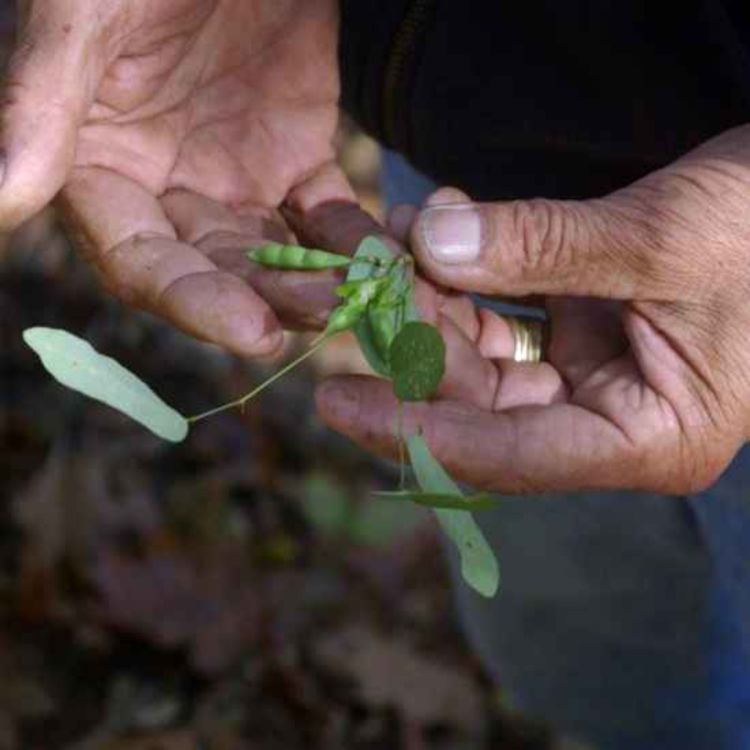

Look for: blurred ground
[0,8,559,750]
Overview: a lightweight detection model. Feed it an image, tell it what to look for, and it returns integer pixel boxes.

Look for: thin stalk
[397,399,406,489]
[307,329,334,350]
[187,337,329,424]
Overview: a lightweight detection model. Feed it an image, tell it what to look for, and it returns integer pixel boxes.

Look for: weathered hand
[316,126,750,494]
[2,0,348,355]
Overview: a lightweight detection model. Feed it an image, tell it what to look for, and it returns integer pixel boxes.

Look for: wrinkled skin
[4,1,750,495]
[3,0,350,355]
[318,128,750,495]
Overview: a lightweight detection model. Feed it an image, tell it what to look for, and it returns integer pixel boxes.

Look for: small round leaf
[389,322,446,402]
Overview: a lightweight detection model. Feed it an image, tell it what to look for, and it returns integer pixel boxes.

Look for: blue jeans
[382,149,750,750]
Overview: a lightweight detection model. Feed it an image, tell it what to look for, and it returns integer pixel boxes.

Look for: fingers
[285,160,357,214]
[162,190,336,330]
[475,307,515,358]
[434,315,499,408]
[283,161,404,257]
[0,3,106,230]
[436,308,567,408]
[491,361,567,410]
[60,168,283,357]
[409,186,653,300]
[546,297,627,388]
[285,197,392,257]
[315,376,637,493]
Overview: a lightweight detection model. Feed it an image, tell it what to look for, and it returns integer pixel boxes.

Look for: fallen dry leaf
[311,624,483,728]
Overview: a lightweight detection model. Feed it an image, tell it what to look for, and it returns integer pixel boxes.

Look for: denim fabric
[381,148,750,750]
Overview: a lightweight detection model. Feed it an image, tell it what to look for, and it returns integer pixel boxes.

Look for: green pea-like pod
[335,278,387,305]
[367,304,397,364]
[365,266,411,362]
[247,243,352,270]
[324,303,366,336]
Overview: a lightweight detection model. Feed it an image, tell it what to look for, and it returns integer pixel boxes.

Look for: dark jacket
[340,0,750,198]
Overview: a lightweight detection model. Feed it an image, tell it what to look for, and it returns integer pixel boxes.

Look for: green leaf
[346,236,395,282]
[366,264,417,366]
[373,490,497,511]
[390,322,446,402]
[347,238,397,376]
[346,237,421,378]
[23,328,189,442]
[406,434,499,597]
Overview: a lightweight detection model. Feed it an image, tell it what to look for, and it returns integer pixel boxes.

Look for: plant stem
[397,399,406,489]
[187,337,330,424]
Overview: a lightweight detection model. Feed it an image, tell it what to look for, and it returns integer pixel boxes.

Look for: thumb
[410,187,648,300]
[0,4,106,230]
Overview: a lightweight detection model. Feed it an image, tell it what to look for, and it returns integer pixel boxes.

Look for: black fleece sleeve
[339,1,750,200]
[338,0,411,140]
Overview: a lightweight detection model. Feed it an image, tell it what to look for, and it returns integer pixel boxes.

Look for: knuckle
[505,198,577,283]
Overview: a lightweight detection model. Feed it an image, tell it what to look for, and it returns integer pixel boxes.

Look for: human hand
[2,0,349,355]
[315,126,750,494]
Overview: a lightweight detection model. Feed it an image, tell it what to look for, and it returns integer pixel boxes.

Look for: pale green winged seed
[23,328,188,442]
[406,434,499,597]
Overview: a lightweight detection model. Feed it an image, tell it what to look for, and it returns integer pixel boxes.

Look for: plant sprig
[22,236,501,598]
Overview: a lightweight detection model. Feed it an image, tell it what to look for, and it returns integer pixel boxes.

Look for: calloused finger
[491,360,567,410]
[283,165,396,258]
[315,375,642,493]
[437,310,566,409]
[0,3,105,230]
[59,168,283,357]
[434,315,498,408]
[161,189,336,329]
[162,188,289,279]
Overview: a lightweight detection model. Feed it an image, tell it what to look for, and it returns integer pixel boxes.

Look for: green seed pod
[325,303,366,336]
[368,304,399,362]
[365,266,411,361]
[335,278,386,305]
[247,243,351,270]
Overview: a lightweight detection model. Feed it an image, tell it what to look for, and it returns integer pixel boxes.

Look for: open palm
[4,0,347,354]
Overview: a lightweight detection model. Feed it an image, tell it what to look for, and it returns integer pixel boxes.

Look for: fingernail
[420,204,482,264]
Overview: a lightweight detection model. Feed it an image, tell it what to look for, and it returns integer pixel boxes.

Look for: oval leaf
[390,322,446,402]
[23,328,188,442]
[407,435,499,597]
